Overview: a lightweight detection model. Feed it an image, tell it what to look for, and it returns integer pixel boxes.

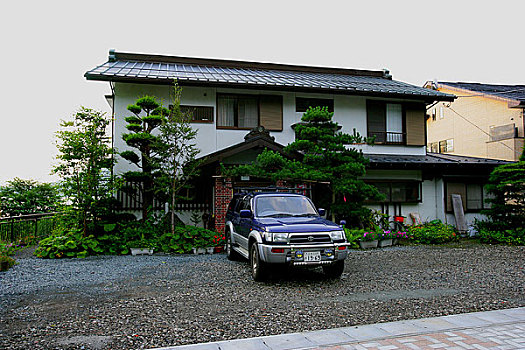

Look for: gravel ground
[1,243,524,350]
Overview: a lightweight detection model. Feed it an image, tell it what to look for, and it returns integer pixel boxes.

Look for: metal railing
[368,131,405,145]
[0,212,59,242]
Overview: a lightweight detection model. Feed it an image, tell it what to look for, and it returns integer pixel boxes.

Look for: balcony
[367,131,405,145]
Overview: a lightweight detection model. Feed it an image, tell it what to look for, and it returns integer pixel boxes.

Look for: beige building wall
[426,85,524,161]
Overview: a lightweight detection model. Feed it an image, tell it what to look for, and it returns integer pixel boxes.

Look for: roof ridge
[112,50,387,78]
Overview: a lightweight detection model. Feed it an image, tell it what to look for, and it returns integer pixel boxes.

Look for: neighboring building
[424,81,525,161]
[85,50,507,232]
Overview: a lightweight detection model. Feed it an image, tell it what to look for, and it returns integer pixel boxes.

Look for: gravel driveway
[1,244,524,350]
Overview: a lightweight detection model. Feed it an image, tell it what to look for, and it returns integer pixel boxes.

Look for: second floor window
[217,94,283,131]
[367,101,404,144]
[217,95,258,129]
[296,97,334,113]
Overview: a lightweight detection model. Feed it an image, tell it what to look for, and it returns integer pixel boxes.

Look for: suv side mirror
[240,209,253,218]
[318,208,326,216]
[340,219,346,227]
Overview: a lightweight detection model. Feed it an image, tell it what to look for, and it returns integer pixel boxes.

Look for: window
[446,139,454,152]
[439,107,444,119]
[438,139,454,153]
[431,109,437,121]
[439,140,447,153]
[180,105,214,123]
[446,182,488,212]
[217,94,283,130]
[368,181,421,203]
[296,97,334,113]
[367,101,405,144]
[217,95,258,129]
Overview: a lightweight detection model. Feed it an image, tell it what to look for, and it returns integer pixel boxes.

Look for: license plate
[304,251,321,262]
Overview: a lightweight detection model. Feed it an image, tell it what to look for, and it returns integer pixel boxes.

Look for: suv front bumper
[258,243,349,265]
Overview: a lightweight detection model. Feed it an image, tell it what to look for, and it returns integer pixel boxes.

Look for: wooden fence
[0,212,59,242]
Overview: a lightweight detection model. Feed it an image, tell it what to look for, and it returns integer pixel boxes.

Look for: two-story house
[424,81,525,161]
[85,50,507,232]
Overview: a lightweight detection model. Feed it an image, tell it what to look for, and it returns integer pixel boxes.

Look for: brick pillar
[214,177,233,234]
[276,180,286,192]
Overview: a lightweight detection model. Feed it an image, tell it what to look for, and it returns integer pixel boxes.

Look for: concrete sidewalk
[152,307,525,350]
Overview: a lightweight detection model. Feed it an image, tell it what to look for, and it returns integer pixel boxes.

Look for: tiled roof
[439,82,525,102]
[85,51,454,102]
[366,152,509,167]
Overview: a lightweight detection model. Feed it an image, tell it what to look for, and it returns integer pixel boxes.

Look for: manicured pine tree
[120,96,170,221]
[230,106,383,225]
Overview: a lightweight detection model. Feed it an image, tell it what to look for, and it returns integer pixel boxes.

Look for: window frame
[179,105,214,124]
[445,181,488,213]
[366,100,407,145]
[295,97,334,113]
[366,180,422,204]
[216,93,260,130]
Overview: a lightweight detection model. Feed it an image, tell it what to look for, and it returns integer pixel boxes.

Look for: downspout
[109,81,115,179]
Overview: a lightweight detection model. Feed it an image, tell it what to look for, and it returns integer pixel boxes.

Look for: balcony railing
[368,131,405,145]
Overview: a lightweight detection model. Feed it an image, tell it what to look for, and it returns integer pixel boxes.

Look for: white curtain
[218,96,235,127]
[386,104,403,142]
[238,97,258,128]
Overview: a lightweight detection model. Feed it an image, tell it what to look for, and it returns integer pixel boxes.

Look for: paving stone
[261,333,314,350]
[442,314,492,328]
[376,320,428,336]
[304,329,356,345]
[217,338,270,350]
[340,325,392,342]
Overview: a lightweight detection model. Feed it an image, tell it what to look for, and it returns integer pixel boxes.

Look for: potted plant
[393,231,407,245]
[128,239,156,256]
[378,230,394,247]
[213,235,226,253]
[359,231,379,249]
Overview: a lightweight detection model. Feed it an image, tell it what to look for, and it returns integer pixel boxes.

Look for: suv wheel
[250,243,267,282]
[323,260,344,278]
[226,230,240,261]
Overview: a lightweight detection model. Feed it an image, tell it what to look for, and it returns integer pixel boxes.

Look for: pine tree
[484,144,525,230]
[120,96,170,221]
[230,106,382,225]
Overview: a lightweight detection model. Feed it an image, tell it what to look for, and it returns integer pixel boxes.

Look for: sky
[1,0,524,185]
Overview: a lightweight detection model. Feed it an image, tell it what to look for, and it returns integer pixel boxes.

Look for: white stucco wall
[113,82,427,174]
[111,82,487,224]
[365,170,445,225]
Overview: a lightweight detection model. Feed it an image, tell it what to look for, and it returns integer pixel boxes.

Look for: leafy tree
[53,107,116,235]
[156,84,201,233]
[229,106,382,225]
[483,144,525,232]
[120,96,170,221]
[0,178,61,217]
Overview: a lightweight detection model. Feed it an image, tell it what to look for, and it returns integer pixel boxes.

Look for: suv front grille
[289,234,331,244]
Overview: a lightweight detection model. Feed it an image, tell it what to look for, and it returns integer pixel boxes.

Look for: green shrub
[35,229,103,259]
[0,255,16,271]
[0,241,20,256]
[97,234,129,255]
[475,220,525,245]
[406,220,458,244]
[344,228,364,248]
[158,226,216,254]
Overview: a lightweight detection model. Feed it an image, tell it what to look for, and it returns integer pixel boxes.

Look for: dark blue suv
[225,192,349,281]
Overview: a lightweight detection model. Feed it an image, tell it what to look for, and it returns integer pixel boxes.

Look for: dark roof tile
[85,51,454,101]
[439,82,525,102]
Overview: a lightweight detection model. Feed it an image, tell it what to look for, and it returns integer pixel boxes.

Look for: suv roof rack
[234,186,311,196]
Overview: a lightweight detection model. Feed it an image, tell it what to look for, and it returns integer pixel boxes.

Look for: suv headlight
[329,230,345,241]
[263,232,289,242]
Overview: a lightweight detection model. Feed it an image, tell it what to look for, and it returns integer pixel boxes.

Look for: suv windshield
[255,196,318,217]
